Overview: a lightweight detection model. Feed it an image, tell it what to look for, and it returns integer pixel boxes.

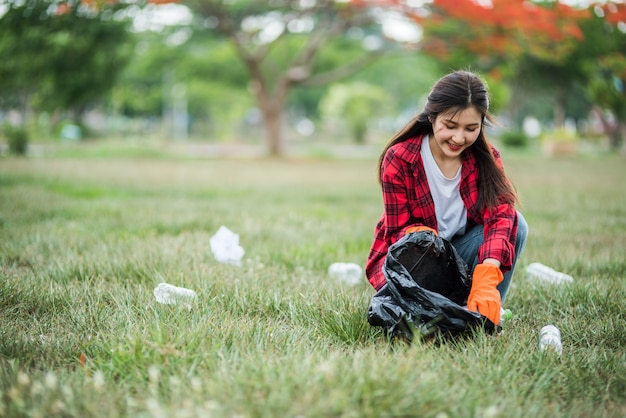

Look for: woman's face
[430,106,482,161]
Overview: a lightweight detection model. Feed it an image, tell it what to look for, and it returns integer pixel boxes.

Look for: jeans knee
[516,211,529,251]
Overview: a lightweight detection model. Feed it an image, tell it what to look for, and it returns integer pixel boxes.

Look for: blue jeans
[450,212,528,304]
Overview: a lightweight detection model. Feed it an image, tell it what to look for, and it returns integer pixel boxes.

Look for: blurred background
[0,0,624,158]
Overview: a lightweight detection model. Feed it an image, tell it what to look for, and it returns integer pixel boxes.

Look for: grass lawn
[0,148,625,417]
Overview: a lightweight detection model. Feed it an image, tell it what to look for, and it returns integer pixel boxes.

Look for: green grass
[0,150,625,417]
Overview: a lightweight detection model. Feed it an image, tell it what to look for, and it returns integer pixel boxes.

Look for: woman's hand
[467,263,503,325]
[482,258,501,268]
[404,225,438,236]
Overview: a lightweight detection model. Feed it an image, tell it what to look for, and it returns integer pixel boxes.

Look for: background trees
[116,30,252,139]
[1,0,625,153]
[0,0,133,129]
[177,0,399,155]
[320,81,392,144]
[585,2,626,150]
[402,0,625,148]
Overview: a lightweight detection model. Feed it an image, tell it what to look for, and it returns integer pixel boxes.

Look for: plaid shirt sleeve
[365,138,437,290]
[461,147,518,272]
[478,202,518,272]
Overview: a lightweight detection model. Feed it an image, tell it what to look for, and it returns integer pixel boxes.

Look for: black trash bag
[368,231,498,341]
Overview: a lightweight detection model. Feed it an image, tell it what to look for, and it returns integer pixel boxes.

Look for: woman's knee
[516,211,529,251]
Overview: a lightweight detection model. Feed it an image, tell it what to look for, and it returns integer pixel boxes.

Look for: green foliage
[0,152,625,416]
[541,128,578,143]
[483,74,511,115]
[499,130,529,148]
[2,124,29,155]
[117,32,252,138]
[589,73,625,118]
[349,53,440,115]
[579,6,626,120]
[0,1,49,109]
[178,0,401,154]
[0,0,134,122]
[320,82,392,143]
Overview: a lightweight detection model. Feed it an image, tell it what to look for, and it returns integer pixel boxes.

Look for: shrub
[540,128,578,143]
[540,128,578,157]
[500,130,529,148]
[3,125,29,156]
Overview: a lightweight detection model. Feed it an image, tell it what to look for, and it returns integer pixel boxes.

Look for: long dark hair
[377,70,518,210]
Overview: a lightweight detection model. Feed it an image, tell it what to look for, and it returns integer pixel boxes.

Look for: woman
[365,71,528,326]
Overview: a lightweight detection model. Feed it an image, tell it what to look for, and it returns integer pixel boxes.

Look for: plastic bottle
[153,283,197,305]
[500,308,512,327]
[526,262,573,285]
[328,262,363,286]
[539,325,563,355]
[496,308,512,334]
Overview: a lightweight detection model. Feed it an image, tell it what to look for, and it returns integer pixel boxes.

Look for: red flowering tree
[379,0,588,73]
[384,0,619,132]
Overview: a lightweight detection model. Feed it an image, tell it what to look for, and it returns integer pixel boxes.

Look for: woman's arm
[380,146,436,243]
[479,202,517,272]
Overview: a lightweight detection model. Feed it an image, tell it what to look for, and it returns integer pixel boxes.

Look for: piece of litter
[526,262,574,285]
[328,262,363,286]
[154,283,197,305]
[209,225,245,266]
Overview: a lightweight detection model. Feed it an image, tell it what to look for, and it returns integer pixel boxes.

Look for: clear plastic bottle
[328,262,363,286]
[539,325,563,355]
[153,283,197,305]
[500,308,512,327]
[526,262,573,285]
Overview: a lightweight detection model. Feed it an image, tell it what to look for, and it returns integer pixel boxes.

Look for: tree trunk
[610,119,626,151]
[263,103,284,157]
[250,76,288,157]
[554,87,566,129]
[593,106,624,152]
[19,92,33,128]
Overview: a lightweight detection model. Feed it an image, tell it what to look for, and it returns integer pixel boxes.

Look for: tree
[320,81,392,143]
[177,0,393,156]
[400,0,587,73]
[0,1,59,124]
[0,0,134,128]
[585,2,626,149]
[396,0,590,129]
[48,3,134,122]
[505,1,626,144]
[392,0,626,147]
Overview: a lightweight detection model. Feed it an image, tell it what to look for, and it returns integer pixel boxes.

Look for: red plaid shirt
[365,135,518,291]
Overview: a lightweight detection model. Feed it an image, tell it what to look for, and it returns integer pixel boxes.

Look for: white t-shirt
[421,136,467,240]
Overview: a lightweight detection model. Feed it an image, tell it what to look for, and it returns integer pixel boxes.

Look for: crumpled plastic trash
[209,226,245,266]
[154,283,197,307]
[367,231,497,342]
[328,262,363,286]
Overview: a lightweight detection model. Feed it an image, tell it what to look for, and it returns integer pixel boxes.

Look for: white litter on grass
[328,262,363,286]
[526,262,574,285]
[154,283,197,305]
[210,225,245,266]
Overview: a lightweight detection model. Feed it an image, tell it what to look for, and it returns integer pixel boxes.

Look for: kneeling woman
[365,71,528,326]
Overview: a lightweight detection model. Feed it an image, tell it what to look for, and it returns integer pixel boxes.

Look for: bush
[499,130,529,148]
[540,128,578,157]
[540,128,578,143]
[3,125,29,156]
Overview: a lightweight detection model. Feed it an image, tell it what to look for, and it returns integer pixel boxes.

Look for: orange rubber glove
[466,263,503,325]
[404,225,438,236]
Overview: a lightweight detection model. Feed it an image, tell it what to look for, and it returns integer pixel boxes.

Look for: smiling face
[429,106,483,163]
